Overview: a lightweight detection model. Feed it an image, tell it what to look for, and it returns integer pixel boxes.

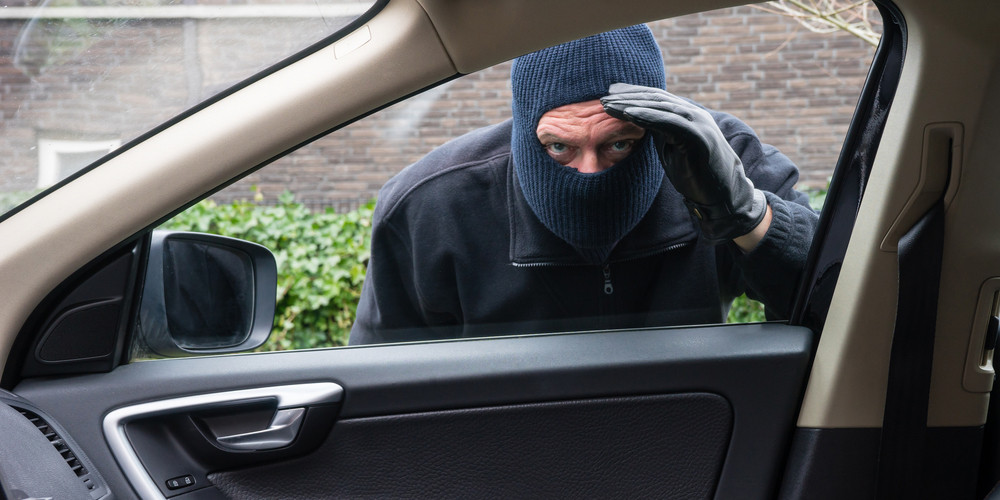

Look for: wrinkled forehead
[535,100,646,143]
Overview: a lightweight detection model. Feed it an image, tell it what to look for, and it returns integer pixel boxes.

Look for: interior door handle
[214,407,306,451]
[105,383,342,500]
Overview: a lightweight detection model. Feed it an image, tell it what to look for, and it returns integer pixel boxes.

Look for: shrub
[0,190,41,214]
[163,192,373,350]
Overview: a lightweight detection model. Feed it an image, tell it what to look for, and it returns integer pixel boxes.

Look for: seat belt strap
[875,199,945,499]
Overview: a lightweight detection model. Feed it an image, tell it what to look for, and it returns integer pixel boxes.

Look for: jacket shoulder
[375,120,513,219]
[706,107,804,198]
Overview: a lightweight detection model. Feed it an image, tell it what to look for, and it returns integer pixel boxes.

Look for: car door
[1,0,990,498]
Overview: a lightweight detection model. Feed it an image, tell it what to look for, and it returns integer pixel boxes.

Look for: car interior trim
[3,241,146,387]
[3,0,998,495]
[416,0,742,74]
[0,390,111,500]
[963,278,1000,394]
[0,0,453,375]
[102,382,343,500]
[879,122,962,252]
[779,425,982,498]
[13,324,815,498]
[788,0,904,328]
[798,0,1000,428]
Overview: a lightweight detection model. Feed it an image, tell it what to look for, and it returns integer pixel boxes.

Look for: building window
[37,139,120,188]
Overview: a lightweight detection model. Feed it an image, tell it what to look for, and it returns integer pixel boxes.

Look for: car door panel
[210,393,732,499]
[14,323,811,499]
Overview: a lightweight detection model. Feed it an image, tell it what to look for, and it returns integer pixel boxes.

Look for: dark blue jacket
[350,114,818,345]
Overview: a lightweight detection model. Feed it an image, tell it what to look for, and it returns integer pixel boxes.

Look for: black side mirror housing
[137,230,277,357]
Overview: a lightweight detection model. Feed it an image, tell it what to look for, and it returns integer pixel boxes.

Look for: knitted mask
[511,24,666,263]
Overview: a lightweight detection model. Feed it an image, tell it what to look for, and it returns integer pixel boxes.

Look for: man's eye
[610,140,633,152]
[546,143,568,154]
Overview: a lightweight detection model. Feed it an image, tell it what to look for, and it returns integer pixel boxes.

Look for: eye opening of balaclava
[511,24,667,264]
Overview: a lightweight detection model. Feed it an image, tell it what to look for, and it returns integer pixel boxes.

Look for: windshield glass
[0,0,376,216]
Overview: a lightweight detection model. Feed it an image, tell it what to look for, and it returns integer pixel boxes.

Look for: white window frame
[37,138,120,188]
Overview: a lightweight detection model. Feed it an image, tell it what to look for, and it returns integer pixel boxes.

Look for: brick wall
[0,6,362,196]
[0,3,879,212]
[223,5,880,211]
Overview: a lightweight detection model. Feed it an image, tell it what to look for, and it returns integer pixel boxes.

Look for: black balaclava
[511,25,666,264]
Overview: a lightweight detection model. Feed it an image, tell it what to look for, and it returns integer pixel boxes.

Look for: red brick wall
[0,4,879,212]
[225,5,879,211]
[0,9,359,195]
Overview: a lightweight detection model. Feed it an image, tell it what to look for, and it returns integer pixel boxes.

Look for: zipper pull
[602,264,614,295]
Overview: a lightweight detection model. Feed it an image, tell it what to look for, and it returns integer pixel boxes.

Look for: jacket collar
[507,157,699,266]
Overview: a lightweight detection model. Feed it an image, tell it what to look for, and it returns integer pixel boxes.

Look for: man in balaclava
[510,25,772,265]
[350,24,817,345]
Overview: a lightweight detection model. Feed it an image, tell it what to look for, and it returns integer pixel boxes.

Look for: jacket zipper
[596,263,614,325]
[510,240,695,268]
[512,240,696,323]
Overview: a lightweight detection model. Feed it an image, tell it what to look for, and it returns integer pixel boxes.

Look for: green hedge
[165,186,828,349]
[0,190,41,214]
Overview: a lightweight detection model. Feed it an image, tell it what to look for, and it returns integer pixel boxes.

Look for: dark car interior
[3,0,1000,498]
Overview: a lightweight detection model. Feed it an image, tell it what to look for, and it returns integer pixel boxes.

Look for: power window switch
[166,475,195,490]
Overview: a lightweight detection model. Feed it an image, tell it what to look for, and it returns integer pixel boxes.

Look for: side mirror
[137,230,277,357]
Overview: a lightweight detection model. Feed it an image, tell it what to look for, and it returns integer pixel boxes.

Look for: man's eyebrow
[536,125,644,143]
[607,128,646,141]
[605,127,646,140]
[536,132,569,143]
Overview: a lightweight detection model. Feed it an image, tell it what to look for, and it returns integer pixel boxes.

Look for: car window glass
[154,2,882,355]
[0,0,377,217]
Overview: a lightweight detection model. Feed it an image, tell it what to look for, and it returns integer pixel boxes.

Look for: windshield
[0,0,376,217]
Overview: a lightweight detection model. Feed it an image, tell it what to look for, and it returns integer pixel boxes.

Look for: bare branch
[753,0,882,47]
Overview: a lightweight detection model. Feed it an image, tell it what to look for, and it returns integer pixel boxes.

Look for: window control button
[166,475,195,490]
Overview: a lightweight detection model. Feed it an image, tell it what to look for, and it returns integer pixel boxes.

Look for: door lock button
[166,474,195,490]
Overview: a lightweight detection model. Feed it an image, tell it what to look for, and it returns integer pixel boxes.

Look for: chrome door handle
[214,407,306,451]
[105,383,342,500]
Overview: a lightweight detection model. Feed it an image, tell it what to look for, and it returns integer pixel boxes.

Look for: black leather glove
[601,83,767,243]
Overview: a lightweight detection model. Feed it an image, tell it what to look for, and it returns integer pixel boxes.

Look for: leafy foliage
[163,191,373,350]
[807,185,829,211]
[0,190,41,214]
[727,295,767,323]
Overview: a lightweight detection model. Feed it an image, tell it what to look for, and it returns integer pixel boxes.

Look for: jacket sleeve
[349,213,419,345]
[348,203,463,345]
[711,110,820,318]
[349,121,514,345]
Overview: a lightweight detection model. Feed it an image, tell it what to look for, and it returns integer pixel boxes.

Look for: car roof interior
[0,0,999,446]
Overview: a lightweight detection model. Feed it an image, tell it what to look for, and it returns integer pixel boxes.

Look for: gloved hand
[601,83,767,243]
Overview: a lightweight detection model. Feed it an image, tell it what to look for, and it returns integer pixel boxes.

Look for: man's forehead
[536,100,645,140]
[541,100,607,120]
